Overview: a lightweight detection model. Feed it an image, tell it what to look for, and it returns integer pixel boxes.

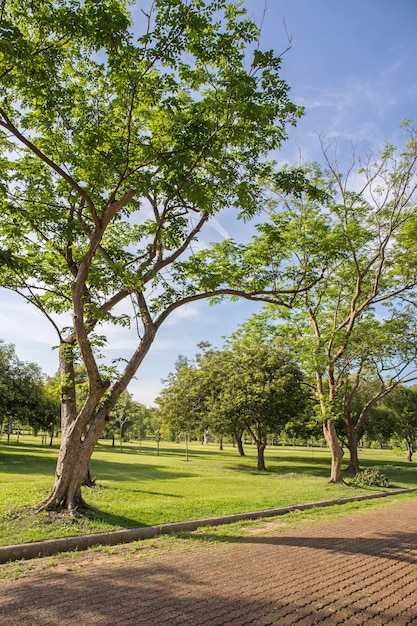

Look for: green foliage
[348,469,390,489]
[0,340,59,436]
[157,342,310,469]
[221,133,417,480]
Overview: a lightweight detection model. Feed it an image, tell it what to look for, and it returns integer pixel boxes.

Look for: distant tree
[107,391,132,451]
[214,344,308,470]
[0,341,17,437]
[194,345,248,454]
[102,392,156,451]
[377,386,417,462]
[158,343,308,470]
[157,356,207,456]
[0,340,59,442]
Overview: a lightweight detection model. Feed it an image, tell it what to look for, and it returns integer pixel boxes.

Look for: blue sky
[1,0,416,406]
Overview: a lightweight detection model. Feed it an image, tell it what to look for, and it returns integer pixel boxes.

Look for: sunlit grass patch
[1,436,416,547]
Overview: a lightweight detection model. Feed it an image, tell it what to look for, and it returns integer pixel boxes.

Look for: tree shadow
[79,506,152,530]
[0,451,57,476]
[229,454,331,477]
[185,529,417,565]
[0,450,197,482]
[90,460,196,482]
[1,547,415,625]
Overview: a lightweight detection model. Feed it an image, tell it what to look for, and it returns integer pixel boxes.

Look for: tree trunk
[256,440,267,471]
[407,442,414,462]
[82,466,96,487]
[345,418,360,474]
[37,438,91,512]
[234,432,245,456]
[37,406,108,513]
[323,420,344,483]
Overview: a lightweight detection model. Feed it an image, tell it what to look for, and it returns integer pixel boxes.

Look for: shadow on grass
[82,505,151,530]
[229,455,332,478]
[0,453,57,476]
[0,445,197,482]
[90,460,196,482]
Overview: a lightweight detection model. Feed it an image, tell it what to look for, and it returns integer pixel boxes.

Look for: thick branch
[0,107,97,220]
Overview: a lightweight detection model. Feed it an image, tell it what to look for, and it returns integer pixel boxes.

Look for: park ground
[1,494,416,625]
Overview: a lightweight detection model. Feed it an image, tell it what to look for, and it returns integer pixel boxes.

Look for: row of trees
[0,341,59,442]
[0,0,416,510]
[0,341,158,447]
[157,343,310,470]
[156,341,417,471]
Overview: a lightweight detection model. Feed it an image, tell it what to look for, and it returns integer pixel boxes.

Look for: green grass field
[1,435,417,547]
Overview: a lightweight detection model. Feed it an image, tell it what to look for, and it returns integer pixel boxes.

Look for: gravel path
[1,499,416,625]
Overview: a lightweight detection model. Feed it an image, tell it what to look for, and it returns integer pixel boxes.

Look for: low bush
[349,468,390,488]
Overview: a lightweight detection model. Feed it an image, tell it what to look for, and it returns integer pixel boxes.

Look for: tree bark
[345,418,360,474]
[256,441,267,471]
[234,432,245,456]
[37,404,109,513]
[323,420,344,482]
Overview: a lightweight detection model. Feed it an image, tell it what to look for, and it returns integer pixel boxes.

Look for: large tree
[218,129,417,482]
[0,0,303,511]
[336,312,417,472]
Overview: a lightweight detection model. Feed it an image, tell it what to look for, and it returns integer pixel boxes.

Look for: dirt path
[1,499,417,625]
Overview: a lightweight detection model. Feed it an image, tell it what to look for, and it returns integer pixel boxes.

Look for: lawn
[1,435,417,547]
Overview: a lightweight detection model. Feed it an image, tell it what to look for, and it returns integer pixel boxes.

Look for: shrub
[349,468,390,488]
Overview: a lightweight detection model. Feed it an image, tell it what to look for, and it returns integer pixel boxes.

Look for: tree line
[0,341,59,443]
[0,0,416,512]
[156,341,417,471]
[0,341,158,447]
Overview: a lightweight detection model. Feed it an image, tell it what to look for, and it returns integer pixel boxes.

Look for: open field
[1,435,417,547]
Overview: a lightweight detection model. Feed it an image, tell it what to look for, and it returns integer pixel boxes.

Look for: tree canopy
[0,340,59,440]
[224,128,417,480]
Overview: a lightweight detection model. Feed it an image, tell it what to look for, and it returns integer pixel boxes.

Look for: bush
[349,468,390,488]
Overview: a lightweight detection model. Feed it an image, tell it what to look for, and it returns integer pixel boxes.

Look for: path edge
[2,488,417,564]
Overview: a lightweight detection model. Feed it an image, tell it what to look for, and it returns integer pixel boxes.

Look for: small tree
[157,356,207,456]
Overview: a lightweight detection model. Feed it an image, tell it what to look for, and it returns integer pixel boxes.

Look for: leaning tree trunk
[345,418,360,474]
[38,403,109,513]
[323,420,344,483]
